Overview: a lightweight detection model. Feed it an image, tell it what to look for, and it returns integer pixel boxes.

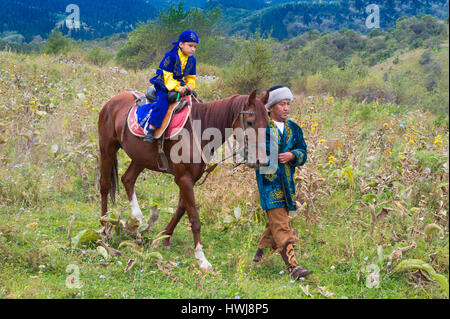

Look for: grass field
[0,50,448,299]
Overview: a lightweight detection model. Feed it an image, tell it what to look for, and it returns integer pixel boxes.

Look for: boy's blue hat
[172,30,199,46]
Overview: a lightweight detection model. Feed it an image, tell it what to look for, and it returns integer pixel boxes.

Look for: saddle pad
[127,93,191,140]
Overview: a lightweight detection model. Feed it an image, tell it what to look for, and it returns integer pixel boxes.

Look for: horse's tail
[110,151,119,205]
[98,100,120,206]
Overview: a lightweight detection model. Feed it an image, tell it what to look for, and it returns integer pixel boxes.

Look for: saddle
[127,90,192,140]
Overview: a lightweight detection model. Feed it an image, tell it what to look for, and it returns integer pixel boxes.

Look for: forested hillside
[226,0,449,39]
[1,0,448,42]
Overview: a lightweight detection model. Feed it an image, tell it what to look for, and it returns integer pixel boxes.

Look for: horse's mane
[191,94,248,130]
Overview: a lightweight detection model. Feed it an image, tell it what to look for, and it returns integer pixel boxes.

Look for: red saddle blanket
[127,92,191,140]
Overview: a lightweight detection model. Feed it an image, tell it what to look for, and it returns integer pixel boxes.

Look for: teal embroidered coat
[255,119,307,211]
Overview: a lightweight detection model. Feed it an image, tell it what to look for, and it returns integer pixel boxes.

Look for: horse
[98,89,269,271]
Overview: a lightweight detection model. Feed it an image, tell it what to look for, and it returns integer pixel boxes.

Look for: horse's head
[232,89,270,169]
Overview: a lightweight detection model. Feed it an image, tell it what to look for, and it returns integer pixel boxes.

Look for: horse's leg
[121,160,145,224]
[175,174,212,271]
[162,194,186,249]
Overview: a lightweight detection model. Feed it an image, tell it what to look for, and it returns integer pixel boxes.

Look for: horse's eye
[247,121,253,127]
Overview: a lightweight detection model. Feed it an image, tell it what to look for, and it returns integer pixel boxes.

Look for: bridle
[195,102,260,186]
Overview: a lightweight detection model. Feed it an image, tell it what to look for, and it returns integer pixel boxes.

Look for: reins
[193,98,256,186]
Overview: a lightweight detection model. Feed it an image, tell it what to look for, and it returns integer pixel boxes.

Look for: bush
[349,77,395,103]
[420,50,433,65]
[222,33,275,95]
[425,75,438,92]
[45,29,72,54]
[86,47,114,66]
[304,73,329,95]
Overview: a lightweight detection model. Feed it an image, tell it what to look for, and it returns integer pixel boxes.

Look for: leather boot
[143,128,156,143]
[280,242,313,279]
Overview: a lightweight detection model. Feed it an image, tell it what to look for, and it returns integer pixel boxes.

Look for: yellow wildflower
[319,139,324,143]
[327,96,334,103]
[434,135,442,145]
[328,155,335,163]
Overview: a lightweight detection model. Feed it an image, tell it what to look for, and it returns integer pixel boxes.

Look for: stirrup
[143,130,156,143]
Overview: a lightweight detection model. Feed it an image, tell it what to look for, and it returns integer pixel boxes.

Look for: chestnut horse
[98,89,269,270]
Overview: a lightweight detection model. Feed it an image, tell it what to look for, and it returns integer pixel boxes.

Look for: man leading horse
[253,86,313,280]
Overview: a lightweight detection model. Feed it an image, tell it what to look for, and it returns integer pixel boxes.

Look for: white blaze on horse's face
[195,243,212,271]
[130,192,144,224]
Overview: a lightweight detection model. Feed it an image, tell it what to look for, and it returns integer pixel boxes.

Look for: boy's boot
[143,128,156,143]
[280,242,313,279]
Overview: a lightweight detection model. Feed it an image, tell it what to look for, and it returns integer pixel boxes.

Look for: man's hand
[177,86,187,94]
[278,152,295,164]
[186,85,194,92]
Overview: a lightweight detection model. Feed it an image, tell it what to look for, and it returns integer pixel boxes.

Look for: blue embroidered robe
[137,49,197,128]
[150,49,197,91]
[255,119,307,211]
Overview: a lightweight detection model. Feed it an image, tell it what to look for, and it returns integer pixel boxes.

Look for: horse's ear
[261,90,270,105]
[248,89,257,104]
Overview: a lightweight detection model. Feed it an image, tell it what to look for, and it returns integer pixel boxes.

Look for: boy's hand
[186,85,194,92]
[177,86,187,94]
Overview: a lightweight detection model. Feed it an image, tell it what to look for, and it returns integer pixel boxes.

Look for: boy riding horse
[137,30,199,143]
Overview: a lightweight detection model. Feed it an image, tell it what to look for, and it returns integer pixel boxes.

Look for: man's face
[179,42,197,56]
[270,99,290,121]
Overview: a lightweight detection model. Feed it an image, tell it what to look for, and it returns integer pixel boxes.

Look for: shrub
[45,29,72,54]
[425,75,438,92]
[304,73,329,94]
[349,77,395,103]
[222,33,275,95]
[420,50,433,65]
[86,47,114,66]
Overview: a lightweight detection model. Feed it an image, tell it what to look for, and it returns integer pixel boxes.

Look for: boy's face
[179,42,197,56]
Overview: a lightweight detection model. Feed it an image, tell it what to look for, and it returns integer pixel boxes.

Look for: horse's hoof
[163,238,171,250]
[199,261,213,272]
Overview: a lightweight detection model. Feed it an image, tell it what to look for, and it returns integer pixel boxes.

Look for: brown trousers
[257,206,296,251]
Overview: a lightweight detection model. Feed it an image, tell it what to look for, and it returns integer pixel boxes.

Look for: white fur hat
[265,86,293,110]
